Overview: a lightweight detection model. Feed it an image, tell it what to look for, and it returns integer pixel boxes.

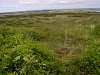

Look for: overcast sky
[0,0,100,13]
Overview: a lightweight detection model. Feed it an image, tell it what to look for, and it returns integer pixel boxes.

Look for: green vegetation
[0,12,100,75]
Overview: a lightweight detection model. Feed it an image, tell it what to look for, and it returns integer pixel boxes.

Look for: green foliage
[0,26,67,75]
[67,22,100,74]
[68,39,100,75]
[0,12,100,74]
[93,25,100,38]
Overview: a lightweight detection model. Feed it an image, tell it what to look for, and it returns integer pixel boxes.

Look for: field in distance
[0,12,100,75]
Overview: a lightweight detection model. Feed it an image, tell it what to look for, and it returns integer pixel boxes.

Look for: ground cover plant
[0,12,100,75]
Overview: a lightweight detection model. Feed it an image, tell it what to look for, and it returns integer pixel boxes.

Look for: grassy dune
[0,13,100,75]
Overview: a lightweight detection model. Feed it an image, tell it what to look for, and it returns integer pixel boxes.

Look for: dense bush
[0,27,67,75]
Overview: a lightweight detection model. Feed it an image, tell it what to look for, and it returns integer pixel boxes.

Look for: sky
[0,0,100,13]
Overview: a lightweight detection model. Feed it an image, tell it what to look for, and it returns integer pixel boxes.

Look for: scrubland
[0,13,100,75]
